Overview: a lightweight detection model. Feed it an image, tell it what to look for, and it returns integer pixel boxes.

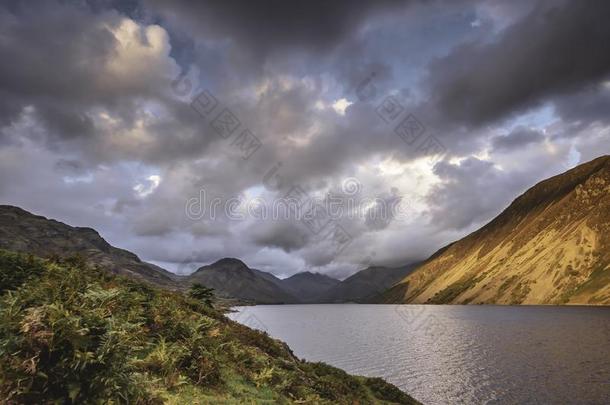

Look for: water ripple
[229,305,610,405]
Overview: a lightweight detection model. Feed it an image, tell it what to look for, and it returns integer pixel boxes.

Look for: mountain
[0,205,393,304]
[185,258,297,304]
[0,249,418,404]
[280,271,340,302]
[251,268,285,285]
[320,264,420,303]
[380,155,610,305]
[0,205,177,288]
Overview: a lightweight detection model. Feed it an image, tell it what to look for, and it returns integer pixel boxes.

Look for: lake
[228,304,610,404]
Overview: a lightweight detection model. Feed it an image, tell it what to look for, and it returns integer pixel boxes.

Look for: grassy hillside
[0,250,417,404]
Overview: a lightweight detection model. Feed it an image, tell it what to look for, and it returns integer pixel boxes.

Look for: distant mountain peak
[187,257,296,304]
[287,271,337,281]
[320,264,420,303]
[211,257,249,268]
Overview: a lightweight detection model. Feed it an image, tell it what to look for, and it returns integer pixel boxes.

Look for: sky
[1,0,609,279]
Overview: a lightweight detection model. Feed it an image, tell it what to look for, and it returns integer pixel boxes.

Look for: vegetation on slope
[380,155,610,305]
[0,250,417,404]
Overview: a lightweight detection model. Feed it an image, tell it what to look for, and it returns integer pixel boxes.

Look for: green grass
[0,250,418,404]
[0,250,47,294]
[427,276,478,304]
[498,275,519,295]
[563,263,610,303]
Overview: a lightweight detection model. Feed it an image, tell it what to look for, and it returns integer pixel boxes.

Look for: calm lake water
[228,304,610,404]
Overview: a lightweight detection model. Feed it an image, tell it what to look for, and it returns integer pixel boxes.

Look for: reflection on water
[229,305,610,404]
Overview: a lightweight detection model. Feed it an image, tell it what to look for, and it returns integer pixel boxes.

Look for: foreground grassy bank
[0,250,418,404]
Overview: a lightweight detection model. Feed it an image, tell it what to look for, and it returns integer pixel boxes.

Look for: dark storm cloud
[364,188,402,231]
[426,158,532,230]
[2,0,609,278]
[38,106,97,141]
[248,220,310,252]
[491,127,545,153]
[427,0,610,127]
[0,1,120,145]
[0,1,117,127]
[0,0,224,166]
[553,83,610,128]
[54,158,85,173]
[145,0,410,58]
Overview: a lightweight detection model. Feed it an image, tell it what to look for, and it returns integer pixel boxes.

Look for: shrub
[188,283,215,307]
[0,250,46,294]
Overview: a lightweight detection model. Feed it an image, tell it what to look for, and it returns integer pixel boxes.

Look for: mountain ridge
[280,271,340,302]
[0,205,177,288]
[185,258,298,304]
[0,206,416,304]
[4,152,609,308]
[378,155,610,305]
[320,264,420,303]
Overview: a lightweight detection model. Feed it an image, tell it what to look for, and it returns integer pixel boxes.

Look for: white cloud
[104,18,177,87]
[134,175,161,198]
[331,98,353,115]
